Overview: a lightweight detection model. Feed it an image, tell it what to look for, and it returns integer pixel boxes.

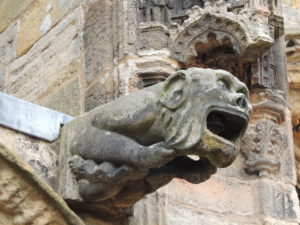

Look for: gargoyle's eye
[217,79,229,90]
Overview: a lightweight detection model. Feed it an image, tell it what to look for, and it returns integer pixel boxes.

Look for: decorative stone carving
[139,0,205,25]
[242,120,287,177]
[137,0,283,93]
[58,68,251,214]
[171,3,273,61]
[185,32,252,84]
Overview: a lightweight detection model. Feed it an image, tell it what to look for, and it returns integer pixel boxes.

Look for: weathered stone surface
[283,0,300,9]
[256,179,300,222]
[59,68,251,220]
[115,54,179,96]
[139,24,170,50]
[289,88,300,129]
[17,0,81,56]
[83,0,115,85]
[0,22,18,91]
[283,6,300,32]
[284,3,300,188]
[131,177,300,225]
[164,176,258,217]
[130,178,260,225]
[0,143,85,225]
[0,0,34,33]
[43,78,82,117]
[0,126,58,187]
[7,9,82,103]
[242,120,287,178]
[84,70,116,112]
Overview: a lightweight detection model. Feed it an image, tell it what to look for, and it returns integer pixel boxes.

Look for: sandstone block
[0,0,34,33]
[131,189,260,225]
[159,176,259,217]
[84,70,116,111]
[17,0,81,56]
[0,23,18,91]
[83,0,114,84]
[8,9,82,103]
[256,179,300,222]
[43,78,82,117]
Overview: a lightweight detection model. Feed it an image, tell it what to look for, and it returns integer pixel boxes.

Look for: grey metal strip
[0,92,74,141]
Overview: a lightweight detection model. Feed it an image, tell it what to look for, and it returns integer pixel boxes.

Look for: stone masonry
[0,0,300,224]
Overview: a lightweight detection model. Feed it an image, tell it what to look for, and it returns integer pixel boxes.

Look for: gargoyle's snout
[234,94,248,110]
[227,92,250,112]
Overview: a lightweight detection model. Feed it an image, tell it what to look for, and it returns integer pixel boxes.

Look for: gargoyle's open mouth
[206,110,248,142]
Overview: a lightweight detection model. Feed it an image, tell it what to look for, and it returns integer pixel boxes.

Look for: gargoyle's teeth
[206,110,247,142]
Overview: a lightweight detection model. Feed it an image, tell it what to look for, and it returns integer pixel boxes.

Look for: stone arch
[171,13,253,84]
[171,13,251,62]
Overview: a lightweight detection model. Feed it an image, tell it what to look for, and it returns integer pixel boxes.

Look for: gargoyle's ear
[160,71,188,109]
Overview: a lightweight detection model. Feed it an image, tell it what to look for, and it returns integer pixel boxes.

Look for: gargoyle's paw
[69,155,88,179]
[109,165,134,180]
[141,143,175,168]
[69,155,85,168]
[87,162,116,182]
[69,155,104,181]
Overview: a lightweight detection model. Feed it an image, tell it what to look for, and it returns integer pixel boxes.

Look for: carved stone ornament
[242,120,287,178]
[58,68,251,213]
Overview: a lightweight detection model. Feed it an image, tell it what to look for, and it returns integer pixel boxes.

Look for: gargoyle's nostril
[236,96,247,109]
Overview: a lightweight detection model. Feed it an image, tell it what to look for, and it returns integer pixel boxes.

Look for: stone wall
[283,0,300,191]
[0,0,300,225]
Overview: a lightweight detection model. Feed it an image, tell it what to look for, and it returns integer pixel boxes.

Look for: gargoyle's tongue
[199,129,238,168]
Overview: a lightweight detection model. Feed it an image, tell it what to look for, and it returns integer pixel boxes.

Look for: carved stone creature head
[158,68,252,167]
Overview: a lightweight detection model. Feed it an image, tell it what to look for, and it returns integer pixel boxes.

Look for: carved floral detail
[242,120,287,177]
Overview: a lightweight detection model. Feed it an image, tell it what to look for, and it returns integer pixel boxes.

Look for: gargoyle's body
[62,68,251,209]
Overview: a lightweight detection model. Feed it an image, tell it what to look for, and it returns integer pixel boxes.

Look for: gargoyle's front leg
[68,126,175,169]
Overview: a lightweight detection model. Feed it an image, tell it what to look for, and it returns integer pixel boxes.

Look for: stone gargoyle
[59,67,251,211]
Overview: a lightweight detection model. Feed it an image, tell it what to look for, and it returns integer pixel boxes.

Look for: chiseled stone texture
[7,8,82,105]
[83,0,115,85]
[130,177,260,225]
[17,0,81,56]
[130,173,300,225]
[0,22,18,91]
[84,70,116,111]
[43,77,82,117]
[84,53,180,111]
[0,126,58,188]
[284,0,300,188]
[0,143,85,225]
[256,179,300,222]
[0,0,34,33]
